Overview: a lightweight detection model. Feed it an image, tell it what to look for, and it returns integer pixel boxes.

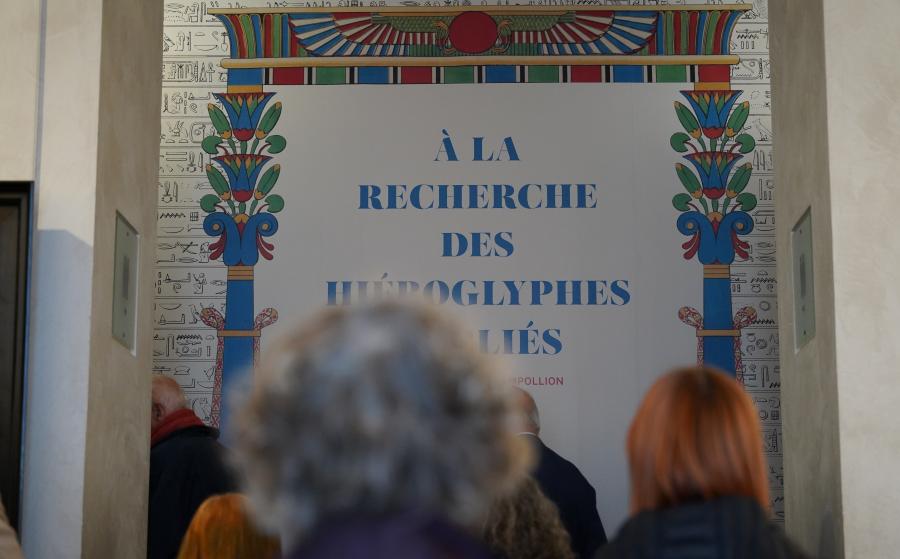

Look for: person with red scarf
[149,375,236,559]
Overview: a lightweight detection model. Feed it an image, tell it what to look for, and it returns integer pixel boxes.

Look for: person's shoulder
[152,426,221,459]
[288,513,492,559]
[541,442,592,483]
[592,538,638,559]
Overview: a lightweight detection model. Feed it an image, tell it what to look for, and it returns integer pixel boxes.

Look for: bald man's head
[151,375,188,430]
[513,387,540,436]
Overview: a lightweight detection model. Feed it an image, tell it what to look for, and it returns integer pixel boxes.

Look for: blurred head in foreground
[627,366,768,513]
[234,302,531,550]
[177,493,280,559]
[482,477,575,559]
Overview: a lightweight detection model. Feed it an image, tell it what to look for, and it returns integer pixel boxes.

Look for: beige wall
[0,0,40,180]
[823,1,900,558]
[773,1,900,558]
[14,0,162,557]
[80,0,162,556]
[771,1,843,557]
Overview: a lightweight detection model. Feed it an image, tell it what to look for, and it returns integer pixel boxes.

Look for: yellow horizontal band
[228,265,254,272]
[227,85,264,93]
[222,55,740,70]
[210,5,751,15]
[704,264,730,272]
[219,330,261,338]
[697,329,741,337]
[695,82,732,91]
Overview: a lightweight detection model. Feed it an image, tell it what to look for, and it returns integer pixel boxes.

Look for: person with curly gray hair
[233,303,532,558]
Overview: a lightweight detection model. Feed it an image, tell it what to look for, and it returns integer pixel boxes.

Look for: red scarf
[151,408,205,447]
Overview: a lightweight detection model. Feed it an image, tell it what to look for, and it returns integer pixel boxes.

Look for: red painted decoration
[448,12,498,54]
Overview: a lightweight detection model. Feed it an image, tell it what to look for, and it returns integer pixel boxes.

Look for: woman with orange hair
[177,493,280,559]
[597,367,808,559]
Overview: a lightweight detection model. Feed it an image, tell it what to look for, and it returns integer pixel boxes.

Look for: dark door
[0,183,29,528]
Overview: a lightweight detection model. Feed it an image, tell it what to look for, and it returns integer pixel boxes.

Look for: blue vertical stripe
[613,65,643,83]
[695,11,708,54]
[252,15,263,57]
[485,65,516,83]
[358,67,390,84]
[722,11,742,54]
[283,15,291,57]
[218,15,238,58]
[656,15,664,54]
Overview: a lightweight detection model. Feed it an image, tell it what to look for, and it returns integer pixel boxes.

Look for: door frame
[0,182,31,529]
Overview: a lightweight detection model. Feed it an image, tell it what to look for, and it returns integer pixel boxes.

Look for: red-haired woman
[177,493,280,559]
[597,367,809,559]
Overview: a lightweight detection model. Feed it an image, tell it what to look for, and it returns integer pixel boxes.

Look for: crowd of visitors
[141,302,809,559]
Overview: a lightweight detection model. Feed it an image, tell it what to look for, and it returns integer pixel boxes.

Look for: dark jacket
[596,496,810,559]
[148,424,236,559]
[287,512,492,559]
[527,435,607,558]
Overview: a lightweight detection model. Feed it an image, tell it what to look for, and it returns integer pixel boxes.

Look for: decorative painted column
[198,90,286,429]
[671,79,758,377]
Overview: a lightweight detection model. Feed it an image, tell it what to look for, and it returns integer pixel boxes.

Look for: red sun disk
[448,12,499,54]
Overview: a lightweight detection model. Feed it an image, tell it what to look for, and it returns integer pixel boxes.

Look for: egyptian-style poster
[157,0,778,530]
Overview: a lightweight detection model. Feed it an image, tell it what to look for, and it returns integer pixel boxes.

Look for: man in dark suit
[515,387,607,558]
[148,375,236,559]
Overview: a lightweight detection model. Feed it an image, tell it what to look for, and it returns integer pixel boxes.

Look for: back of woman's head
[627,366,768,514]
[482,477,575,559]
[177,493,280,559]
[235,302,531,547]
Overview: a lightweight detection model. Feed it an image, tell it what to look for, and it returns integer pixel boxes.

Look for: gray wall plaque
[112,213,139,351]
[792,208,816,349]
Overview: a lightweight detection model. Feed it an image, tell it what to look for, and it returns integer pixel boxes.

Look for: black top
[596,496,811,559]
[527,435,608,558]
[286,511,492,559]
[148,425,236,559]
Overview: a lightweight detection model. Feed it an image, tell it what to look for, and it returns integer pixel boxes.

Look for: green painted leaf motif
[201,135,222,155]
[266,135,286,154]
[199,194,220,213]
[257,102,282,136]
[206,165,230,196]
[676,163,702,194]
[727,163,753,194]
[673,193,693,211]
[736,133,756,154]
[239,202,247,214]
[674,102,701,136]
[726,101,750,135]
[256,165,280,196]
[670,132,692,153]
[266,194,285,213]
[208,104,231,135]
[736,192,757,212]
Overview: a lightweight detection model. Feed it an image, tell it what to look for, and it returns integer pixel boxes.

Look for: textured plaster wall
[771,1,842,557]
[0,0,40,180]
[80,0,162,556]
[822,1,900,558]
[773,1,900,558]
[18,0,162,557]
